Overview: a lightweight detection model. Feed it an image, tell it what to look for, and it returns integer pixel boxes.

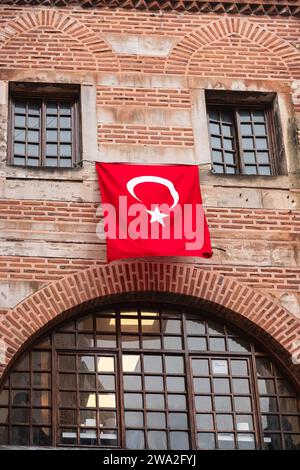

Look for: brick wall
[0,4,299,356]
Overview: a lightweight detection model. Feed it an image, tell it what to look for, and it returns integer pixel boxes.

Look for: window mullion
[41,100,46,168]
[234,108,245,175]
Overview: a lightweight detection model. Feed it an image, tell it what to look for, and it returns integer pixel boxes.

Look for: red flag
[96,162,212,262]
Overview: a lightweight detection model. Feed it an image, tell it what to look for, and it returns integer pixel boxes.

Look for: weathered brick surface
[0,4,299,384]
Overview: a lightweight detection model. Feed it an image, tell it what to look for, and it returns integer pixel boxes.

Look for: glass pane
[147,412,166,429]
[126,430,145,449]
[79,429,97,446]
[98,394,116,408]
[228,338,250,353]
[284,434,300,450]
[257,152,270,165]
[236,415,254,432]
[235,397,252,412]
[187,337,207,351]
[124,393,143,409]
[123,355,141,373]
[60,391,76,407]
[141,318,160,333]
[142,337,161,349]
[162,319,181,334]
[277,379,295,396]
[166,377,185,392]
[59,373,76,389]
[256,138,268,150]
[80,410,96,427]
[55,333,75,349]
[11,426,30,445]
[80,392,96,408]
[197,432,215,450]
[242,137,254,150]
[99,411,116,428]
[32,390,50,407]
[79,374,96,390]
[97,356,114,373]
[168,394,186,411]
[60,409,77,426]
[256,358,272,377]
[165,356,184,374]
[218,433,235,450]
[212,150,223,163]
[237,434,255,450]
[262,414,280,431]
[122,336,140,349]
[216,414,234,430]
[192,359,209,375]
[195,396,212,412]
[258,379,275,395]
[193,378,211,393]
[28,116,40,128]
[146,394,165,410]
[186,320,205,335]
[14,143,25,155]
[96,317,116,332]
[96,335,116,348]
[164,337,182,350]
[97,375,115,391]
[279,397,298,412]
[169,431,189,450]
[212,360,228,375]
[78,356,95,372]
[260,397,278,413]
[60,428,77,445]
[11,390,29,406]
[213,378,230,394]
[28,144,39,157]
[121,318,139,333]
[264,433,282,450]
[243,151,256,164]
[125,411,144,427]
[77,334,94,348]
[215,396,232,412]
[232,379,250,395]
[148,430,167,450]
[169,412,188,430]
[33,427,51,446]
[11,408,30,424]
[144,356,162,374]
[0,390,8,406]
[231,360,248,376]
[123,375,142,391]
[144,376,164,391]
[60,144,71,157]
[196,414,213,431]
[240,124,252,135]
[0,426,8,445]
[59,355,76,371]
[32,372,50,388]
[210,337,226,351]
[0,407,8,423]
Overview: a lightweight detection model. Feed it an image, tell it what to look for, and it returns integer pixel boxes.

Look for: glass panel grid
[0,307,299,450]
[11,96,77,168]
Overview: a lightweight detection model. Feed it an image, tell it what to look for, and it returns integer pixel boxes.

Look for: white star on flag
[146,206,168,226]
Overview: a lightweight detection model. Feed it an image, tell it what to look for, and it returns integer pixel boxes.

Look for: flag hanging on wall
[96,162,212,262]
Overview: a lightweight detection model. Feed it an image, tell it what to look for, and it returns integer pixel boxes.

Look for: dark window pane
[60,428,77,445]
[59,355,76,371]
[0,426,8,445]
[99,411,116,428]
[0,390,9,406]
[260,397,278,413]
[11,426,30,446]
[80,410,96,427]
[258,379,275,395]
[79,429,97,446]
[262,415,280,431]
[60,391,76,407]
[11,390,29,406]
[279,397,298,412]
[11,372,30,388]
[256,358,272,377]
[55,333,75,348]
[264,433,282,450]
[96,317,116,332]
[32,390,51,407]
[79,374,96,390]
[32,408,51,425]
[284,434,300,450]
[33,373,51,388]
[0,408,8,424]
[228,337,250,353]
[11,408,30,424]
[32,351,51,371]
[77,334,94,348]
[79,356,95,372]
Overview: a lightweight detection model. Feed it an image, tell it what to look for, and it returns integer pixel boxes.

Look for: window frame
[7,83,81,169]
[206,92,282,176]
[0,303,299,450]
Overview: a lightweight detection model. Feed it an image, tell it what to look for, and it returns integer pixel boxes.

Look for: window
[0,306,299,449]
[8,83,81,168]
[206,91,285,176]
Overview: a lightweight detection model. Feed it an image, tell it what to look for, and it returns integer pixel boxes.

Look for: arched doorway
[0,303,299,449]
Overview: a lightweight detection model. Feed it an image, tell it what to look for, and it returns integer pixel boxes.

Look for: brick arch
[0,9,120,71]
[165,17,299,78]
[0,261,299,387]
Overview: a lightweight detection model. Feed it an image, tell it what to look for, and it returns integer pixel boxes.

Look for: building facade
[0,0,300,450]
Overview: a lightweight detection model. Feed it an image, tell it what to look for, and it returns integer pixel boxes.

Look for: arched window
[0,305,299,449]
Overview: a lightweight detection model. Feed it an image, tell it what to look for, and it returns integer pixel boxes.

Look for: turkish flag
[96,162,212,262]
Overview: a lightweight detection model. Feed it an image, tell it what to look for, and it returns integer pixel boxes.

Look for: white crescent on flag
[126,175,179,209]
